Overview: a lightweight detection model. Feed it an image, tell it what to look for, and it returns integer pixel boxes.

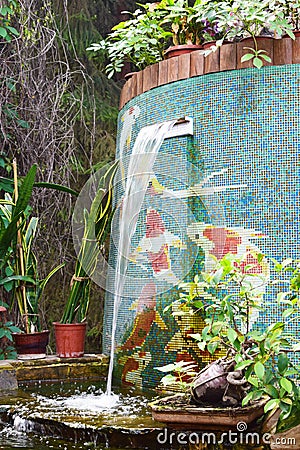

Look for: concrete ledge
[6,353,109,382]
[0,361,18,390]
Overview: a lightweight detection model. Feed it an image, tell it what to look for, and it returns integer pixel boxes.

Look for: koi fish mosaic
[104,64,300,390]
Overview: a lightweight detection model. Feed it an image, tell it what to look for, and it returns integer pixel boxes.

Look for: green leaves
[87,3,170,78]
[241,47,272,69]
[155,360,198,392]
[254,361,265,380]
[207,337,221,354]
[0,321,21,342]
[278,353,289,375]
[34,182,79,197]
[227,328,238,344]
[61,161,118,324]
[0,0,19,42]
[264,398,280,414]
[0,164,37,264]
[280,377,293,394]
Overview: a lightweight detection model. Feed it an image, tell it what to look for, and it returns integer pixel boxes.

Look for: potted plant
[151,253,300,431]
[161,0,230,54]
[87,3,171,78]
[87,1,223,76]
[53,161,118,358]
[87,0,298,78]
[0,161,63,358]
[279,0,300,35]
[213,0,295,67]
[88,0,299,78]
[158,0,204,58]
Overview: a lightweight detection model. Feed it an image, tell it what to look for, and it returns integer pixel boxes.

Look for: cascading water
[105,120,177,397]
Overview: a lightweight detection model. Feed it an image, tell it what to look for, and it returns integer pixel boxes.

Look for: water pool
[0,381,161,450]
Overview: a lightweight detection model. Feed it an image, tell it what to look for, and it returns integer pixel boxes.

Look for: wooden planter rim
[119,36,300,110]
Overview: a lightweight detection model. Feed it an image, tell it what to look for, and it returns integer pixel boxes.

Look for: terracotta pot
[202,41,216,50]
[283,30,300,38]
[13,330,50,359]
[54,322,86,358]
[164,44,203,59]
[124,71,138,81]
[240,35,274,46]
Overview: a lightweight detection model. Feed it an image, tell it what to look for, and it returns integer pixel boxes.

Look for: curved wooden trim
[119,36,300,110]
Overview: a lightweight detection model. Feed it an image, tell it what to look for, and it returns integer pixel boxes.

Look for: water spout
[105,119,178,396]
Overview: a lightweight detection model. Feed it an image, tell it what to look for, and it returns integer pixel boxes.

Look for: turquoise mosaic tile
[104,65,300,390]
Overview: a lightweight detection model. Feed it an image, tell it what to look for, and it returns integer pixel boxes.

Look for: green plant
[155,360,198,391]
[0,300,20,359]
[157,0,228,47]
[216,0,295,68]
[60,161,118,324]
[88,0,298,76]
[174,253,300,426]
[0,0,19,42]
[0,161,63,333]
[158,0,203,45]
[87,3,171,78]
[274,0,300,31]
[87,1,228,78]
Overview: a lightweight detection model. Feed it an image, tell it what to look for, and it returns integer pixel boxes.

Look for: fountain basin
[0,381,163,449]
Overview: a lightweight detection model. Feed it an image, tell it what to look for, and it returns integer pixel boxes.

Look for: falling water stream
[105,120,177,397]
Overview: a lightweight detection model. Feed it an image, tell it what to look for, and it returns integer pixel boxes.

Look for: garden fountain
[105,119,178,397]
[1,36,300,450]
[103,41,300,395]
[0,380,161,449]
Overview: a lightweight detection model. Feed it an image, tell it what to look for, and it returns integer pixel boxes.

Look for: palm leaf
[61,161,118,324]
[0,275,36,286]
[34,182,78,197]
[13,164,37,219]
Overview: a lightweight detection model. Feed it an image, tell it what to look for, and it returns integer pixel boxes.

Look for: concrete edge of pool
[0,354,109,387]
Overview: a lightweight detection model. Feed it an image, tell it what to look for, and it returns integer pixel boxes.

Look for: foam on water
[29,384,150,419]
[62,392,120,411]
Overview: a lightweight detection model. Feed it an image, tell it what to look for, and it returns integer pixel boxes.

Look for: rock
[192,359,228,404]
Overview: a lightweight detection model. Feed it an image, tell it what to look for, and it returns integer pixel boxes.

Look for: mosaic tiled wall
[104,65,300,391]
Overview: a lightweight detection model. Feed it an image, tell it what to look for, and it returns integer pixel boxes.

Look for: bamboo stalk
[13,158,29,333]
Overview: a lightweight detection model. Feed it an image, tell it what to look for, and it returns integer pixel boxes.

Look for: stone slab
[6,353,109,382]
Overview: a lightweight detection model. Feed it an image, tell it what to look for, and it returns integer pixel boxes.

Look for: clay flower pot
[124,71,138,81]
[202,41,216,50]
[13,330,50,360]
[54,322,87,358]
[164,44,203,59]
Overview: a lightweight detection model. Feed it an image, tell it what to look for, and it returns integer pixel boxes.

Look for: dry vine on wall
[0,0,138,349]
